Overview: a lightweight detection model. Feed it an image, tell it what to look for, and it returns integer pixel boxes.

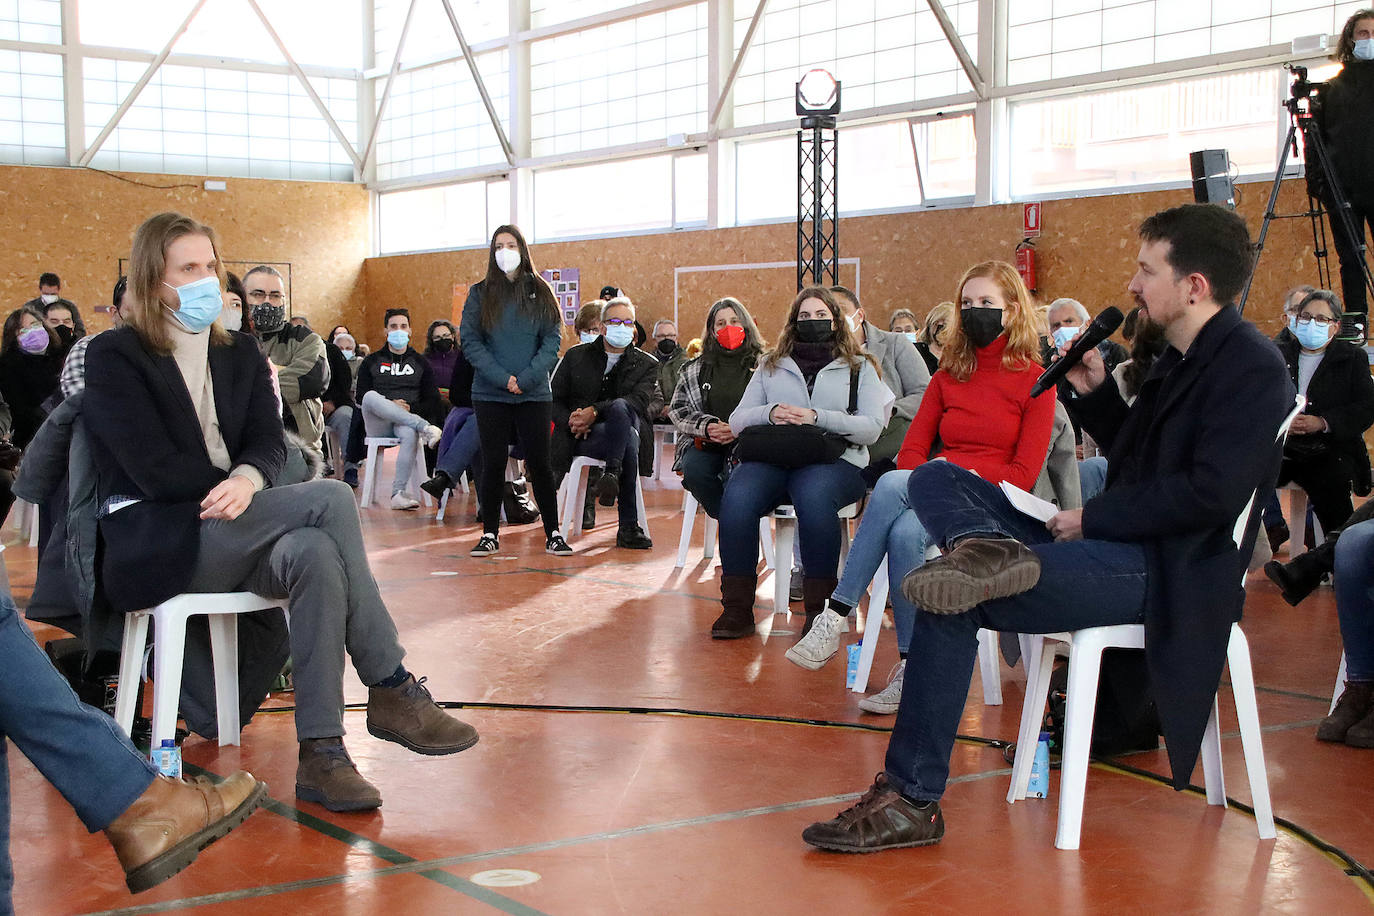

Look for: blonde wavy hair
[940,261,1042,383]
[763,286,879,376]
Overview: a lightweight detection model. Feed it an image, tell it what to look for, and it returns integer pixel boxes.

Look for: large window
[529,4,707,157]
[375,51,510,182]
[1007,1,1358,85]
[732,0,979,127]
[373,0,507,68]
[0,50,65,166]
[0,0,60,43]
[83,60,358,180]
[1010,67,1282,197]
[534,154,700,239]
[378,177,509,253]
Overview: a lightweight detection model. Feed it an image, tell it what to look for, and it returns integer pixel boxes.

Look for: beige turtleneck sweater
[167,319,265,492]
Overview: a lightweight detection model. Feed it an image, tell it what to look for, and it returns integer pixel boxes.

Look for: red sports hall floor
[4,462,1372,915]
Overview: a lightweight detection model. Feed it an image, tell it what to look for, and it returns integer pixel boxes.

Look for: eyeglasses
[1296,314,1338,326]
[604,318,635,327]
[247,290,285,303]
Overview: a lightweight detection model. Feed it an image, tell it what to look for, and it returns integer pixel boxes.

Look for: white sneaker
[858,660,906,715]
[784,606,848,670]
[422,425,443,448]
[390,492,420,510]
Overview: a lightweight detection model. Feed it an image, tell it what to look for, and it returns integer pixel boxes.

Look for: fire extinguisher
[1015,239,1037,294]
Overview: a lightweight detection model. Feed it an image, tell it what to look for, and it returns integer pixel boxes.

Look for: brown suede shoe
[1318,681,1374,743]
[900,537,1041,615]
[366,675,479,755]
[104,770,267,894]
[801,773,944,853]
[296,739,382,811]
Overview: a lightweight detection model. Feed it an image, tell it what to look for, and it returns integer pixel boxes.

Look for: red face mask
[715,325,746,350]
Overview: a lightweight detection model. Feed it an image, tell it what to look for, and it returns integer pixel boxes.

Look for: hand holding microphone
[1030,306,1125,398]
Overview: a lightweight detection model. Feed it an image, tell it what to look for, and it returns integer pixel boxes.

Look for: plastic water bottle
[1027,730,1051,799]
[154,739,181,779]
[845,644,861,688]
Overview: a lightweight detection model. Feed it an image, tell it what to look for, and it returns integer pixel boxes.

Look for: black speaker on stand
[1190,149,1235,207]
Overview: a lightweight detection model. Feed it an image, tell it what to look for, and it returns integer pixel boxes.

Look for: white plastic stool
[359,436,432,509]
[115,592,289,752]
[1280,483,1323,556]
[558,456,650,542]
[1332,651,1349,714]
[771,502,857,616]
[1007,622,1276,850]
[674,490,774,569]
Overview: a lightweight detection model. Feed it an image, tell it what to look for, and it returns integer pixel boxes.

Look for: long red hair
[940,261,1043,382]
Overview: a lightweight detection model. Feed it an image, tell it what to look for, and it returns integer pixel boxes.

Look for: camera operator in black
[1315,9,1374,319]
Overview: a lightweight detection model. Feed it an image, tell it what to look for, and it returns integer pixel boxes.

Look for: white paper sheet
[999,480,1058,523]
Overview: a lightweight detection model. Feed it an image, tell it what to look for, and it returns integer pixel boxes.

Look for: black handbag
[733,365,859,469]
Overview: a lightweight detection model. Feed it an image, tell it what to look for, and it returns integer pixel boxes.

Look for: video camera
[1287,63,1324,111]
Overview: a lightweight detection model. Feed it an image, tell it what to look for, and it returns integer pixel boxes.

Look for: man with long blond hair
[803,204,1294,852]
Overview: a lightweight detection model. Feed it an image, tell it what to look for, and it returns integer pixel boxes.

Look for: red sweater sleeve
[896,371,945,470]
[981,385,1057,491]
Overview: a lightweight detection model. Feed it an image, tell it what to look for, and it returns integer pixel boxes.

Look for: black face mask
[54,326,75,346]
[961,307,1004,349]
[794,318,836,344]
[656,338,677,356]
[432,338,455,353]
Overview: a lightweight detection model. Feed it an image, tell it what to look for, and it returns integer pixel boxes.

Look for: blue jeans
[1260,488,1283,528]
[679,445,731,519]
[719,460,867,578]
[831,470,928,653]
[324,405,356,472]
[886,461,1147,802]
[1078,456,1108,503]
[435,408,482,483]
[1334,518,1374,681]
[575,399,641,527]
[0,595,157,907]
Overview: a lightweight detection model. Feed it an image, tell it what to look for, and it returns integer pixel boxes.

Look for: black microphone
[1030,306,1125,397]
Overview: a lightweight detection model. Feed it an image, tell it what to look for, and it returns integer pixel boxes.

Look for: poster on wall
[541,268,580,326]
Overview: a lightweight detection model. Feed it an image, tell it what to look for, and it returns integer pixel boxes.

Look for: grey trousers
[185,479,406,739]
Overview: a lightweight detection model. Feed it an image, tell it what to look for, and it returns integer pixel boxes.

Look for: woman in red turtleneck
[785,261,1056,711]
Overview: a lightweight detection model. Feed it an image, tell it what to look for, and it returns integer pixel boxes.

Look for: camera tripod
[1240,65,1372,342]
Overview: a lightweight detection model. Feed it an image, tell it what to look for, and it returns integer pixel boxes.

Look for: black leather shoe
[420,471,453,502]
[615,526,653,550]
[596,469,621,507]
[582,499,596,530]
[1266,521,1290,554]
[900,537,1040,614]
[1263,551,1328,607]
[802,773,944,853]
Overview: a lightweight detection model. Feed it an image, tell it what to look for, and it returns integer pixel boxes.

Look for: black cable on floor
[253,696,1370,890]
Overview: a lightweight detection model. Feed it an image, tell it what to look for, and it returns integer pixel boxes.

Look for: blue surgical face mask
[163,275,223,334]
[1354,38,1374,61]
[604,324,634,348]
[1052,325,1082,350]
[1287,314,1299,335]
[340,348,356,361]
[387,329,410,350]
[903,331,918,344]
[1295,319,1333,350]
[579,331,600,345]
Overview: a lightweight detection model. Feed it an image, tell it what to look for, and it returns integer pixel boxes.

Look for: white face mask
[579,330,600,345]
[221,307,243,332]
[494,247,521,274]
[40,294,58,305]
[1355,38,1374,61]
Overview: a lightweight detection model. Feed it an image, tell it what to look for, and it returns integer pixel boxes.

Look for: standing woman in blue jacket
[460,225,568,557]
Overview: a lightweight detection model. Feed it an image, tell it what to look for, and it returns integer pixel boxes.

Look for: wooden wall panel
[0,165,370,335]
[364,179,1323,351]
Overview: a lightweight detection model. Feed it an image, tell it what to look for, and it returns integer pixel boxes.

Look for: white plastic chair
[1280,482,1322,556]
[114,592,289,752]
[652,425,676,481]
[558,456,650,542]
[1332,651,1349,715]
[771,502,857,617]
[11,499,39,548]
[674,489,775,570]
[1005,394,1302,850]
[359,436,432,509]
[849,554,1009,703]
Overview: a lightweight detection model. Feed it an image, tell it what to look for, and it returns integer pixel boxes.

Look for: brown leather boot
[1318,681,1374,743]
[900,537,1040,614]
[367,675,480,755]
[712,574,758,639]
[296,738,382,811]
[104,770,266,894]
[800,576,839,637]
